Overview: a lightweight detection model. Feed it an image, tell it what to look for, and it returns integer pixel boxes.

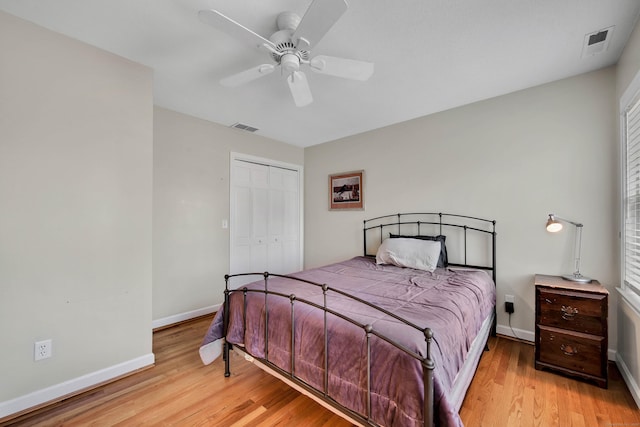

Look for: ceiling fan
[198,0,374,107]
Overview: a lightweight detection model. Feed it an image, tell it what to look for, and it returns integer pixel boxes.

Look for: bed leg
[491,307,497,337]
[224,341,231,377]
[223,277,231,377]
[423,360,434,427]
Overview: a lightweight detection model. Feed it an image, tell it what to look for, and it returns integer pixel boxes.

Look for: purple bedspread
[202,256,495,427]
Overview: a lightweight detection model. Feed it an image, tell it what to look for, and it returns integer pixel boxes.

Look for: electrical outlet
[504,294,515,313]
[505,301,515,314]
[34,339,52,361]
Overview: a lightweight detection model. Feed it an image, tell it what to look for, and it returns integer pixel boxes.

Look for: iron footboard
[222,272,436,427]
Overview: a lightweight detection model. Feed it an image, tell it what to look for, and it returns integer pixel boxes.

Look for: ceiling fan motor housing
[276,11,301,31]
[269,28,309,64]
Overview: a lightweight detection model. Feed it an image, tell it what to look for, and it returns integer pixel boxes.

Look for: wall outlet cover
[34,339,52,361]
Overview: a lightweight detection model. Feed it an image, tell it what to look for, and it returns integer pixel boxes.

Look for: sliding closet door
[230,156,302,286]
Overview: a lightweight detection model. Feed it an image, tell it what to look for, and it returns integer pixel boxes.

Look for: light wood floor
[3,315,639,426]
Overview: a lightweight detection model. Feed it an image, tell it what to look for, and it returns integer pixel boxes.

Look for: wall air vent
[581,26,614,58]
[230,123,259,133]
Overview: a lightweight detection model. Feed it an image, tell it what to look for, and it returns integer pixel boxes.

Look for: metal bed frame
[222,212,497,427]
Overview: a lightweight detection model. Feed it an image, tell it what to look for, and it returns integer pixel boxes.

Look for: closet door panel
[231,158,301,285]
[230,186,252,275]
[251,186,268,272]
[268,186,284,274]
[281,168,300,274]
[230,163,253,276]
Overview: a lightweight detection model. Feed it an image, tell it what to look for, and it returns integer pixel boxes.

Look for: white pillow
[375,238,442,272]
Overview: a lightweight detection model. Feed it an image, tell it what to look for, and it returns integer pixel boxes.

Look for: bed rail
[223,271,436,427]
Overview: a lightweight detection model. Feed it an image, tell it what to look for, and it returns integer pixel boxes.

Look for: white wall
[616,16,640,407]
[0,11,153,416]
[152,107,303,325]
[617,15,640,98]
[304,67,617,347]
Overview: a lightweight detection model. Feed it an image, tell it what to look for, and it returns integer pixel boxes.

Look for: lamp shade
[546,215,563,232]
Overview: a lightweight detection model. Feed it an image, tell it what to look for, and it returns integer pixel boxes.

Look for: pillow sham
[389,233,448,267]
[376,238,442,272]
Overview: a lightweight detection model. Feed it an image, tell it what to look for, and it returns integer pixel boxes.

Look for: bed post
[492,221,497,284]
[492,222,498,336]
[363,219,367,256]
[463,225,468,265]
[263,272,270,361]
[423,328,435,427]
[223,275,231,377]
[290,294,296,377]
[322,284,329,396]
[365,324,373,422]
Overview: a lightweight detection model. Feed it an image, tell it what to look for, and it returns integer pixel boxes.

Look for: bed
[200,212,497,427]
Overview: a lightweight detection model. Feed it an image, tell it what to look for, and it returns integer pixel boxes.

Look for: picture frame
[329,170,364,210]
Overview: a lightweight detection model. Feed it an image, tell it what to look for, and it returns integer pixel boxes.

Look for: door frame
[229,152,304,274]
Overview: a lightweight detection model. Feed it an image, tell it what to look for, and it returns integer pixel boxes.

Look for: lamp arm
[550,215,583,227]
[573,223,583,276]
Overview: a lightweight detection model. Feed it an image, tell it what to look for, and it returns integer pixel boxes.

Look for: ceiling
[1,0,639,147]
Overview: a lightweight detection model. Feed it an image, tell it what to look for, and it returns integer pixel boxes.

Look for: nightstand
[534,274,609,388]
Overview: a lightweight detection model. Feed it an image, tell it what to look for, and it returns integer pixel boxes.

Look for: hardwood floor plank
[3,317,639,427]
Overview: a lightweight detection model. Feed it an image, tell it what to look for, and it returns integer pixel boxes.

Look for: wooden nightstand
[534,274,609,388]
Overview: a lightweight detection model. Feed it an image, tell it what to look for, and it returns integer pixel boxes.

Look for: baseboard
[616,353,640,408]
[496,323,535,342]
[0,353,155,420]
[152,304,220,330]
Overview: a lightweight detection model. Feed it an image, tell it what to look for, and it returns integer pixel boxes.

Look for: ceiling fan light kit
[199,0,374,107]
[281,53,301,73]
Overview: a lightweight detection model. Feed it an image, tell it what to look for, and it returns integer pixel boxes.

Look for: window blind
[624,92,640,297]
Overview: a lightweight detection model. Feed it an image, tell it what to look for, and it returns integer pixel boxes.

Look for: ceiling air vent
[230,122,259,133]
[581,26,614,58]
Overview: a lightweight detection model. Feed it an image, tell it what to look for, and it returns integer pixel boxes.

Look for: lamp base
[562,273,592,283]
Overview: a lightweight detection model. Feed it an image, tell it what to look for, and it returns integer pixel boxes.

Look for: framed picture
[329,170,364,210]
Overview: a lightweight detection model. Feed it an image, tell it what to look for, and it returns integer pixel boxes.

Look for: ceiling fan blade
[292,0,348,50]
[220,64,275,87]
[309,55,374,81]
[199,9,277,52]
[287,71,313,107]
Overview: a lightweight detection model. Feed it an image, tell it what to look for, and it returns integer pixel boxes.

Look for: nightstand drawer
[537,326,605,378]
[537,288,606,335]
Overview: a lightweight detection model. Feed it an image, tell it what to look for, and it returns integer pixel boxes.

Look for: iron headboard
[363,212,497,283]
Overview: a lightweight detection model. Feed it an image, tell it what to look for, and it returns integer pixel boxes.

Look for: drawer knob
[561,305,578,320]
[561,343,578,356]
